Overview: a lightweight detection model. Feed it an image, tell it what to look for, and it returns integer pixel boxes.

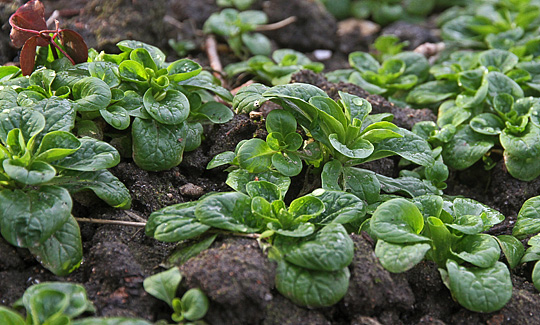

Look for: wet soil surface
[2,0,540,324]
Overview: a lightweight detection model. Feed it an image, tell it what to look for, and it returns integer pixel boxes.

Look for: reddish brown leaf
[9,0,48,48]
[20,36,39,76]
[59,30,88,64]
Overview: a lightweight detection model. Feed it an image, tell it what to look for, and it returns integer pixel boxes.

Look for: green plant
[369,196,512,312]
[143,268,209,324]
[225,49,324,85]
[0,102,130,275]
[327,48,429,104]
[203,8,272,58]
[146,179,365,308]
[220,83,447,196]
[217,0,256,10]
[0,282,151,325]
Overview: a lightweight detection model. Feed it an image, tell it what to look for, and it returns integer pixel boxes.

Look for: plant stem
[75,217,146,227]
[205,34,227,88]
[255,16,297,32]
[50,43,59,60]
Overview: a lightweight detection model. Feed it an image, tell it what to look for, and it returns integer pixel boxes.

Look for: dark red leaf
[20,36,39,76]
[59,29,88,64]
[9,0,48,48]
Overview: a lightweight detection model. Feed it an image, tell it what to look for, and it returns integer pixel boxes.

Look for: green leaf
[275,260,350,308]
[143,267,182,307]
[3,160,56,185]
[72,77,112,112]
[266,109,297,135]
[196,192,261,232]
[207,151,236,169]
[486,71,524,99]
[309,189,367,225]
[117,40,166,67]
[22,282,94,320]
[131,118,187,171]
[406,80,459,105]
[181,288,209,321]
[193,101,233,124]
[263,83,328,103]
[342,167,381,204]
[242,32,272,56]
[452,234,500,268]
[371,198,429,243]
[349,51,379,73]
[501,124,540,181]
[375,240,431,273]
[237,138,274,173]
[369,128,434,167]
[339,92,371,122]
[143,89,190,125]
[513,196,540,238]
[118,60,148,84]
[445,260,512,313]
[35,131,81,162]
[269,222,315,237]
[88,62,120,88]
[469,113,505,135]
[272,152,302,176]
[33,97,76,134]
[0,186,71,247]
[232,83,268,113]
[0,106,45,144]
[146,201,210,242]
[50,169,131,209]
[329,133,373,159]
[442,125,495,170]
[376,173,441,197]
[100,104,130,130]
[452,198,504,230]
[29,216,83,276]
[164,234,217,267]
[276,223,353,271]
[478,49,518,73]
[52,137,120,171]
[495,235,525,269]
[167,59,202,82]
[177,71,233,102]
[226,169,290,197]
[130,48,158,71]
[245,180,281,202]
[446,214,484,235]
[0,306,24,325]
[289,196,325,220]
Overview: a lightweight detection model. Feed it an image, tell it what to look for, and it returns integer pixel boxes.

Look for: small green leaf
[371,198,429,243]
[100,104,130,130]
[143,89,190,125]
[146,201,209,242]
[469,113,505,135]
[266,109,297,135]
[207,151,236,169]
[245,180,281,202]
[452,234,500,268]
[226,169,290,197]
[375,240,431,273]
[452,198,504,230]
[72,77,112,112]
[309,188,367,225]
[35,131,81,163]
[442,125,495,170]
[496,235,525,269]
[52,137,120,171]
[445,260,512,313]
[3,160,56,185]
[237,138,274,173]
[513,196,540,238]
[196,192,261,232]
[181,288,209,321]
[329,134,374,159]
[272,152,302,176]
[143,267,182,307]
[0,306,24,325]
[275,260,350,308]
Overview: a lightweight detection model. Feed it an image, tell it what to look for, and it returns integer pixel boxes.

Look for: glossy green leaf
[349,51,379,73]
[329,133,373,159]
[513,196,540,238]
[146,201,210,242]
[72,77,112,112]
[275,260,350,308]
[143,267,182,307]
[0,186,71,247]
[3,160,56,185]
[342,167,381,204]
[33,97,76,134]
[375,240,431,273]
[167,59,202,82]
[194,101,233,124]
[100,104,130,130]
[182,288,209,321]
[226,169,290,197]
[269,222,315,237]
[0,307,24,325]
[272,151,302,176]
[0,106,45,143]
[35,131,81,162]
[88,62,120,88]
[371,198,429,243]
[131,118,187,171]
[469,113,505,135]
[486,71,524,99]
[117,40,166,67]
[369,128,434,167]
[452,198,504,230]
[237,138,274,173]
[245,180,281,202]
[52,137,120,171]
[289,196,325,220]
[496,235,525,269]
[232,83,268,113]
[242,32,272,56]
[445,260,512,313]
[309,189,366,225]
[143,89,189,125]
[177,71,233,102]
[442,125,495,170]
[406,80,459,105]
[452,234,500,268]
[196,192,261,232]
[207,151,236,169]
[501,124,540,181]
[29,216,82,276]
[266,109,297,135]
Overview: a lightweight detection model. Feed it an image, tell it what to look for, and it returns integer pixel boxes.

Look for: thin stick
[75,217,146,227]
[205,35,227,88]
[124,210,147,222]
[255,16,297,32]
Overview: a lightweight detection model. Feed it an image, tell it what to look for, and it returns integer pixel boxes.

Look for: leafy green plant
[327,49,429,103]
[225,49,324,85]
[203,8,272,58]
[0,101,130,275]
[221,83,447,196]
[0,282,151,325]
[143,267,209,324]
[146,179,365,308]
[370,195,512,312]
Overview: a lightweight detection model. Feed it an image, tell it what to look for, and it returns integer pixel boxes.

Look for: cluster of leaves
[0,97,130,275]
[225,49,324,86]
[203,8,272,58]
[1,40,233,172]
[0,282,151,325]
[439,0,540,51]
[327,41,430,104]
[146,177,365,308]
[369,196,514,312]
[406,49,540,180]
[219,83,447,196]
[320,0,464,25]
[143,268,209,324]
[9,0,88,76]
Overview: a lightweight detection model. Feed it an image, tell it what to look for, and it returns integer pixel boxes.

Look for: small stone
[180,183,204,198]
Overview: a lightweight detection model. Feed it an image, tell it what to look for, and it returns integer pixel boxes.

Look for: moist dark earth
[1,0,540,324]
